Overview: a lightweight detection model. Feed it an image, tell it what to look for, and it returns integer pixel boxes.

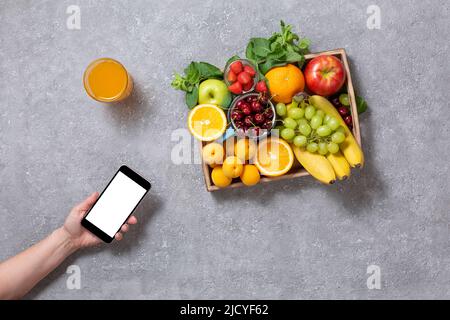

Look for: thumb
[76,192,99,212]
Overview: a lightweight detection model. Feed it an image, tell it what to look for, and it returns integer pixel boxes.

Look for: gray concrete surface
[0,0,449,299]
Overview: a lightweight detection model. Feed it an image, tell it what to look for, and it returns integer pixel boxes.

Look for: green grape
[336,126,346,134]
[293,135,307,147]
[326,117,340,131]
[299,123,312,136]
[310,115,323,129]
[276,103,287,116]
[305,105,316,120]
[318,142,328,155]
[324,114,331,123]
[306,142,318,153]
[339,93,350,106]
[331,131,345,144]
[297,118,308,126]
[327,142,340,154]
[315,110,325,118]
[281,128,295,141]
[317,125,332,137]
[288,107,304,120]
[284,118,297,129]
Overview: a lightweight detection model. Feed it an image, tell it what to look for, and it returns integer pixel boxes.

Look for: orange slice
[255,137,294,176]
[188,104,227,141]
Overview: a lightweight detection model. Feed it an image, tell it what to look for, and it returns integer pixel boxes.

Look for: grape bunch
[275,99,346,155]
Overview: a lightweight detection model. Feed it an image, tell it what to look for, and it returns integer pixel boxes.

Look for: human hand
[62,192,138,249]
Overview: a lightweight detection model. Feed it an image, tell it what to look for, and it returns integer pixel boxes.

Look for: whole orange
[265,64,305,104]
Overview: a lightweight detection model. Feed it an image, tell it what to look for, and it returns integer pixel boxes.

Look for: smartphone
[81,165,151,243]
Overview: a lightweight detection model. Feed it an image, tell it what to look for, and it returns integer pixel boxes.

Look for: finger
[121,224,129,233]
[76,192,99,212]
[115,232,123,241]
[127,216,138,225]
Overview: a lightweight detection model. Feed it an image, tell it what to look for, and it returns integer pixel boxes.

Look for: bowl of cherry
[228,92,276,139]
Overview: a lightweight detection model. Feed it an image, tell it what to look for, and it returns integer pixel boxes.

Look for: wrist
[54,227,81,254]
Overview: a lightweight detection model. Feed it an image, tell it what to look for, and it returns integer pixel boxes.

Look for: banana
[309,95,364,168]
[327,151,351,180]
[292,145,336,185]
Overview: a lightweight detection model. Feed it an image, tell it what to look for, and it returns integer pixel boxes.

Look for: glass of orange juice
[83,58,133,102]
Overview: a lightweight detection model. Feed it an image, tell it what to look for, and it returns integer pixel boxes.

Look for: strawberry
[255,80,268,93]
[227,71,237,83]
[228,81,243,95]
[237,71,252,85]
[242,79,253,91]
[230,61,243,74]
[243,65,256,77]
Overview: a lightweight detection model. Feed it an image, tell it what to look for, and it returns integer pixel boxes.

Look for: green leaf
[171,73,189,91]
[194,62,223,79]
[259,59,287,75]
[245,41,256,60]
[251,38,272,57]
[186,85,199,108]
[285,51,304,62]
[356,96,368,114]
[185,63,200,84]
[298,38,311,51]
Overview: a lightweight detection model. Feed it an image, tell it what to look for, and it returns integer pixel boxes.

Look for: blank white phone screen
[85,171,146,237]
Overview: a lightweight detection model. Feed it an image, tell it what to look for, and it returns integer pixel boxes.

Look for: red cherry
[241,105,252,115]
[255,80,268,93]
[338,106,349,117]
[262,120,273,129]
[251,101,263,113]
[227,71,237,83]
[244,116,254,127]
[344,115,353,127]
[236,100,245,109]
[331,97,341,108]
[242,79,254,91]
[254,113,265,124]
[231,111,243,121]
[234,120,244,129]
[230,61,243,74]
[228,81,243,95]
[243,65,256,77]
[264,108,274,119]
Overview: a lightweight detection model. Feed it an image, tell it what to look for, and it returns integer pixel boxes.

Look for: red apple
[304,55,346,96]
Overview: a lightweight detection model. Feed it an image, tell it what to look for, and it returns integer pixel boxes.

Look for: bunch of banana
[292,95,364,184]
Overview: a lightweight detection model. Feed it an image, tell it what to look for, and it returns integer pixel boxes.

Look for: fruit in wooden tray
[222,156,244,178]
[202,142,224,166]
[198,79,232,108]
[188,104,227,141]
[255,137,294,177]
[304,55,346,97]
[326,151,350,180]
[265,64,305,104]
[309,95,364,168]
[240,164,260,186]
[231,94,274,132]
[226,60,258,95]
[234,138,257,162]
[292,145,336,184]
[211,167,232,188]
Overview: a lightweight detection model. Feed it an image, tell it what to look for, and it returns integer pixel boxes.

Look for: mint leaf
[194,62,222,79]
[186,84,199,109]
[356,96,368,114]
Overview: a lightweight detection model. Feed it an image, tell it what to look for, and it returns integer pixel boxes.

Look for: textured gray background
[0,0,449,299]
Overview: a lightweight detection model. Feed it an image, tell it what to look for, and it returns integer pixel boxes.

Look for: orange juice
[83,58,133,102]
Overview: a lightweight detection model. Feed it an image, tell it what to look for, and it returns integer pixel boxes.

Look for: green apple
[198,79,231,108]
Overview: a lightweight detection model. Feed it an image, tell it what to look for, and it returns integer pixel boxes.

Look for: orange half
[255,137,294,176]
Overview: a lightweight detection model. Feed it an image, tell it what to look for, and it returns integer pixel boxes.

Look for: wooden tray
[200,48,362,192]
